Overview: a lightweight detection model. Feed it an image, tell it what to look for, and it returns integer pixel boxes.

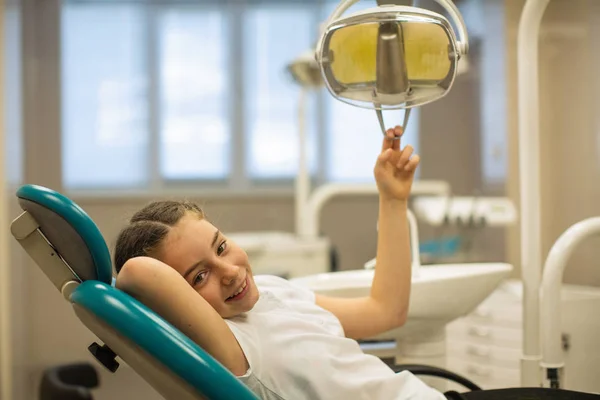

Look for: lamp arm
[434,0,469,55]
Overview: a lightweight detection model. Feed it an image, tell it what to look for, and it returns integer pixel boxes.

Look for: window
[243,5,318,179]
[61,4,149,188]
[158,7,230,180]
[61,1,420,192]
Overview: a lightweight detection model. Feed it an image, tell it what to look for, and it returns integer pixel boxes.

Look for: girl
[113,126,444,399]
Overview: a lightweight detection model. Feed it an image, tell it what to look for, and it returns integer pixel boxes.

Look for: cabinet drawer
[462,306,522,329]
[446,322,522,348]
[447,340,521,370]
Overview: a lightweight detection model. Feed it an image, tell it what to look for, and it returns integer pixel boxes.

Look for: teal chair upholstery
[11,184,259,400]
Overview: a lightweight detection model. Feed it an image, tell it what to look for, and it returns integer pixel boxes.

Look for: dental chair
[11,184,259,400]
[12,184,600,400]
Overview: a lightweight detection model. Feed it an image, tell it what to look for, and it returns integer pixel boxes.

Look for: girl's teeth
[228,279,247,300]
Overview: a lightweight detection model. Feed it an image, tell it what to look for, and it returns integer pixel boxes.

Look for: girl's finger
[404,154,421,172]
[396,145,414,170]
[376,148,393,167]
[381,128,395,152]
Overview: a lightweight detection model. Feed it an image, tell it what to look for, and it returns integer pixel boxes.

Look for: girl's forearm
[369,198,412,325]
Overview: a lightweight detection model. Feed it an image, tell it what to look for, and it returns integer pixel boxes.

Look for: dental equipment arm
[517,0,550,387]
[116,257,249,377]
[302,180,450,239]
[540,217,600,389]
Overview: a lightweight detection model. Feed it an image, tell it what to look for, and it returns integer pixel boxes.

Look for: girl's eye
[217,240,227,256]
[193,270,208,286]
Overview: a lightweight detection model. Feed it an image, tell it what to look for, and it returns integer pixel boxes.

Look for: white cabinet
[446,280,523,390]
[446,279,600,393]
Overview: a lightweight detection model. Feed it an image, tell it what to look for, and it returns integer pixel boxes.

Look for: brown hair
[113,200,205,273]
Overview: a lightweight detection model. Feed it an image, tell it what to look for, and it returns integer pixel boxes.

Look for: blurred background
[2,0,600,398]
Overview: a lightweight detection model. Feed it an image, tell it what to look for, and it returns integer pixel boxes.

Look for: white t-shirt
[224,275,446,400]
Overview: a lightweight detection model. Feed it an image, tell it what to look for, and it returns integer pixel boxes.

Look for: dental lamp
[286,0,468,237]
[286,0,467,238]
[315,0,469,137]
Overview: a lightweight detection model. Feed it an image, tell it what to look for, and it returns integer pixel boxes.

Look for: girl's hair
[113,200,205,274]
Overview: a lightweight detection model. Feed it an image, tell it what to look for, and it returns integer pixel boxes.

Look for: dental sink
[291,263,513,340]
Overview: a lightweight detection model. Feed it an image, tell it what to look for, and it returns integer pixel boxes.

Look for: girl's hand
[373,125,420,202]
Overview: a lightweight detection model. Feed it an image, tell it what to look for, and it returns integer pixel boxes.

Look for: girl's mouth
[226,277,249,302]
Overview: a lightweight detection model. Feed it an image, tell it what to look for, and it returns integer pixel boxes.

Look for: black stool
[39,362,99,400]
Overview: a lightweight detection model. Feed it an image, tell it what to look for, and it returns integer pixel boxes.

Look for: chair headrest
[16,184,113,285]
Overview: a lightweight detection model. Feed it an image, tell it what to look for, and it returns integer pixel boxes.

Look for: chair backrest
[11,184,259,400]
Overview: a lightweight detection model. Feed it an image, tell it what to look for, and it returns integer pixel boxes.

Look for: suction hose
[393,364,482,392]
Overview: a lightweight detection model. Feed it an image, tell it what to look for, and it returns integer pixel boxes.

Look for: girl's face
[157,214,260,318]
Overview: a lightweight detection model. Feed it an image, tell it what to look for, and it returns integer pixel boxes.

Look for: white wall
[506,0,600,286]
[0,0,12,398]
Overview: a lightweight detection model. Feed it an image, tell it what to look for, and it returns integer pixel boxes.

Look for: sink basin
[291,263,513,339]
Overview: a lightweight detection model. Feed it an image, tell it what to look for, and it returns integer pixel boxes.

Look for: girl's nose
[219,261,240,285]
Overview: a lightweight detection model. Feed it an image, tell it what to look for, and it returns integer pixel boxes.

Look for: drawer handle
[468,326,491,338]
[467,346,491,358]
[466,365,491,377]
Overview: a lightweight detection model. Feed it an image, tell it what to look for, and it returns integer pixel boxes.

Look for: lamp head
[315,1,469,111]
